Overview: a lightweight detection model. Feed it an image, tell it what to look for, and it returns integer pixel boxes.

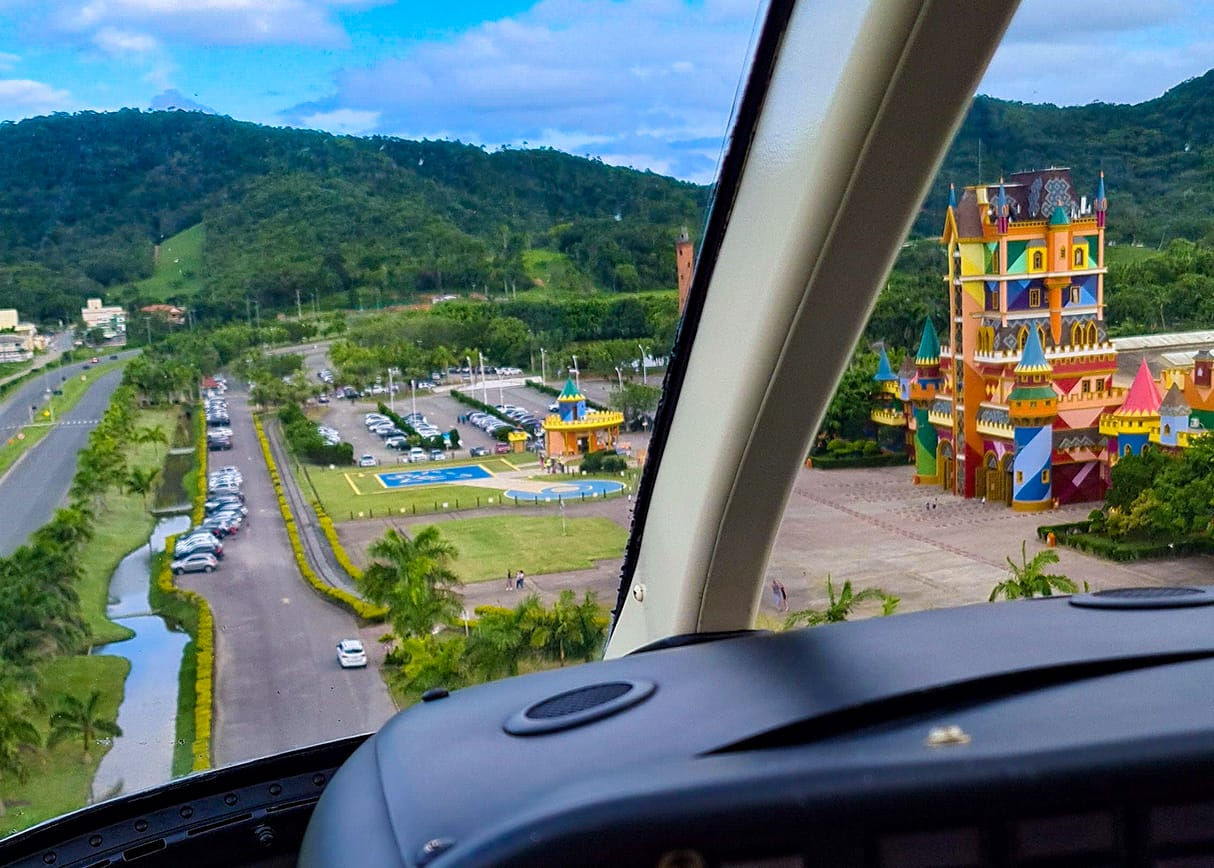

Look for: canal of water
[91,514,192,802]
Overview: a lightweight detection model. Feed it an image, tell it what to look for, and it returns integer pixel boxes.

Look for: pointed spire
[915,318,940,366]
[995,177,1010,234]
[558,376,583,400]
[1159,382,1190,415]
[948,182,957,210]
[1015,327,1052,375]
[1094,170,1108,229]
[874,345,896,382]
[1116,359,1162,416]
[1048,204,1070,226]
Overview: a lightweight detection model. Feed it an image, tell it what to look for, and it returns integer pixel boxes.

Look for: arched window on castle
[1086,322,1098,345]
[1071,322,1084,348]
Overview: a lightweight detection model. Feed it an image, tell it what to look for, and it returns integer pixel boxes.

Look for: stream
[91,514,192,802]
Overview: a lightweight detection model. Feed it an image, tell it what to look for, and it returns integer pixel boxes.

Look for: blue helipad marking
[376,466,493,488]
[505,480,625,503]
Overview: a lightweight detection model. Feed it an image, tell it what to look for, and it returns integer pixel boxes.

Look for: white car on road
[336,639,367,668]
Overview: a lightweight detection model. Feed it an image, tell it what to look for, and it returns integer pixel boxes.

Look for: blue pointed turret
[1094,170,1108,229]
[1014,326,1052,375]
[1048,204,1070,226]
[947,182,957,210]
[874,345,897,382]
[915,318,940,365]
[995,177,1010,234]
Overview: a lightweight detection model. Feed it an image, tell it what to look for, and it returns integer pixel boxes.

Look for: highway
[178,388,396,768]
[0,354,135,556]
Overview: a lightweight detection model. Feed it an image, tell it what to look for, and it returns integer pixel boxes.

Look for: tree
[133,425,168,458]
[785,575,898,628]
[532,590,606,665]
[988,541,1077,601]
[0,702,40,818]
[123,467,160,509]
[360,527,462,640]
[48,690,121,763]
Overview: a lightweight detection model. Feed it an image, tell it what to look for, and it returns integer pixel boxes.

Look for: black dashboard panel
[298,590,1214,867]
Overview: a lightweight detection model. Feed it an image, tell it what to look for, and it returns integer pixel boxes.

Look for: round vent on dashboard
[504,680,655,736]
[1070,587,1214,610]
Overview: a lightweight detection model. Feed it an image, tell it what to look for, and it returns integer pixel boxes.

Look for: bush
[810,451,905,469]
[581,450,628,474]
[279,403,355,465]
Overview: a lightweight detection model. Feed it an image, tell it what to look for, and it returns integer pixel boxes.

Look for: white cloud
[0,52,20,71]
[52,0,384,47]
[93,26,158,54]
[300,107,380,134]
[289,0,765,180]
[0,78,72,115]
[984,0,1214,104]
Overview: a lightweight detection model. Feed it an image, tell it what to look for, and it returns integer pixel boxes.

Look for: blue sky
[1,0,1212,183]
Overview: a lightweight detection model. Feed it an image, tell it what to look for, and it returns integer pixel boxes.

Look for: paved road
[0,363,130,556]
[179,388,395,768]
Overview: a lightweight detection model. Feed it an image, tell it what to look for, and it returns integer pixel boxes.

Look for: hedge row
[155,534,214,772]
[524,380,609,412]
[1050,530,1214,561]
[1036,521,1093,540]
[192,407,207,525]
[314,502,364,581]
[375,402,456,450]
[809,452,907,469]
[254,417,387,622]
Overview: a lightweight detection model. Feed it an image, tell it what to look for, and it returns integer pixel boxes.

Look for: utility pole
[478,351,487,404]
[540,347,547,385]
[572,354,579,391]
[638,344,648,385]
[296,287,303,320]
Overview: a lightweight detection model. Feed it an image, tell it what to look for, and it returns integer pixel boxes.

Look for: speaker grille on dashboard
[504,680,655,736]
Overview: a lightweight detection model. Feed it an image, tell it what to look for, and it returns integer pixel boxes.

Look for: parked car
[336,639,367,669]
[408,447,427,463]
[358,454,378,467]
[429,449,447,461]
[169,552,218,575]
[469,446,489,457]
[494,443,511,454]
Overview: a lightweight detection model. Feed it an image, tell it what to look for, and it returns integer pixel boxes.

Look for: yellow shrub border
[314,505,363,582]
[254,417,386,622]
[158,533,214,772]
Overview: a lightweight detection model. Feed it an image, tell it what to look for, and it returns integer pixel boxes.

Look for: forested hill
[5,67,1214,325]
[0,109,708,323]
[919,69,1214,243]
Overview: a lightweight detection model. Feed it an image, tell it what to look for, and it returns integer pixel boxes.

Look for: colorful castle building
[873,168,1214,508]
[543,377,625,458]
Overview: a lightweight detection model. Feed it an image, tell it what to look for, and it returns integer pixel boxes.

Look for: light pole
[571,355,579,390]
[614,366,623,390]
[638,344,648,385]
[388,367,399,413]
[540,347,547,385]
[478,351,488,404]
[411,378,417,418]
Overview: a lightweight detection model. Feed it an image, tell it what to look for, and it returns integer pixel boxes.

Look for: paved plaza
[338,464,1214,621]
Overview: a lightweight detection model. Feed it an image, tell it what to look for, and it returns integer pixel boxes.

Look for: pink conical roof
[1116,359,1162,416]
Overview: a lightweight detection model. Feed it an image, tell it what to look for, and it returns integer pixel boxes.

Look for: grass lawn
[0,655,129,837]
[0,359,126,478]
[77,408,178,647]
[412,515,628,583]
[304,460,520,520]
[134,223,206,302]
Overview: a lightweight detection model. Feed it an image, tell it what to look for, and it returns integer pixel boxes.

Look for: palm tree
[124,467,161,509]
[392,635,470,694]
[467,604,531,679]
[48,691,121,763]
[0,695,41,818]
[360,526,462,640]
[785,575,898,629]
[134,425,168,459]
[989,541,1077,601]
[531,590,607,665]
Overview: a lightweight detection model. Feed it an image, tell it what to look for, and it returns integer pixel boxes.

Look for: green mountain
[4,69,1214,326]
[919,69,1214,243]
[0,110,707,323]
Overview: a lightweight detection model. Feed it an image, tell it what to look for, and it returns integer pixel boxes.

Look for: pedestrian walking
[777,580,788,612]
[506,569,514,591]
[516,569,525,590]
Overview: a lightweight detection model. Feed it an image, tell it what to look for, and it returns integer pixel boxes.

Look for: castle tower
[1194,348,1212,388]
[1008,327,1057,512]
[1155,383,1191,449]
[675,227,694,314]
[1100,359,1162,460]
[909,318,941,484]
[556,376,587,422]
